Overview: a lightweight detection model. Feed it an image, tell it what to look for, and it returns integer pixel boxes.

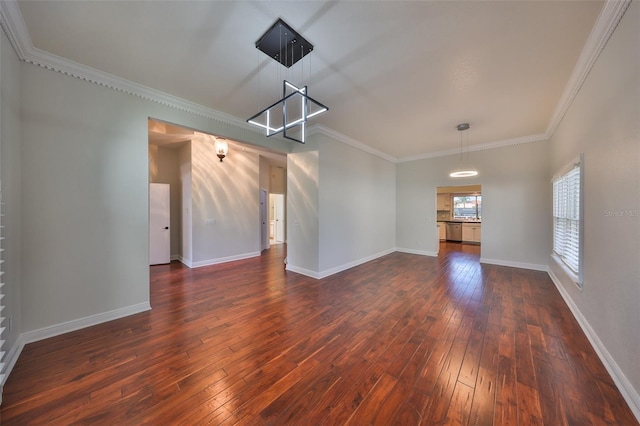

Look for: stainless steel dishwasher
[446,222,462,241]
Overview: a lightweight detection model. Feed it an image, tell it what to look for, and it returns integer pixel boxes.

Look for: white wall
[549,1,640,414]
[20,66,152,331]
[179,142,192,265]
[286,134,396,278]
[286,143,319,275]
[270,165,285,194]
[17,60,291,335]
[317,134,396,274]
[190,137,260,266]
[259,155,270,192]
[0,27,22,363]
[397,141,551,270]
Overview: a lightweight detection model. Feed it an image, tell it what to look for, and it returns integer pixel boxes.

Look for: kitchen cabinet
[437,193,451,210]
[437,222,446,240]
[462,223,481,243]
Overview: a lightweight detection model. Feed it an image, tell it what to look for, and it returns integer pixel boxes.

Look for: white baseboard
[317,248,396,279]
[285,264,320,279]
[1,333,25,387]
[480,257,548,271]
[170,254,180,261]
[190,251,261,268]
[179,257,192,268]
[548,269,640,422]
[1,301,151,388]
[395,247,439,257]
[286,248,397,280]
[21,302,151,344]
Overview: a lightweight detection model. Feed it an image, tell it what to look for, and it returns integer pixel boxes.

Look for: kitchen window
[552,155,583,288]
[452,195,481,220]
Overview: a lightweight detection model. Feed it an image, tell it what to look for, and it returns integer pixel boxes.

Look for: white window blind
[553,162,581,277]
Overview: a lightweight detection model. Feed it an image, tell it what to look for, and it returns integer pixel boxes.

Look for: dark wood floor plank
[516,382,543,425]
[444,380,475,426]
[1,243,637,425]
[344,372,398,425]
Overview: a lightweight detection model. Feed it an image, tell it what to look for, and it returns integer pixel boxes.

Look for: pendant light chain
[257,48,261,113]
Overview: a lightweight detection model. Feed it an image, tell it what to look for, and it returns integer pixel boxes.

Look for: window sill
[551,254,582,290]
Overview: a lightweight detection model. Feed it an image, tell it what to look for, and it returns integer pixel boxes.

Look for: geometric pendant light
[246,19,328,144]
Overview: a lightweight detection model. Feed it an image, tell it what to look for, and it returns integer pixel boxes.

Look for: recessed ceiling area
[148,119,287,168]
[17,1,604,159]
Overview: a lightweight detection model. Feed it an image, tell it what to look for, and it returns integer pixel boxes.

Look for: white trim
[0,2,254,131]
[1,333,25,387]
[479,257,548,272]
[21,302,151,345]
[552,155,582,181]
[285,264,320,279]
[170,254,180,261]
[551,253,580,289]
[548,269,640,422]
[397,133,549,163]
[0,0,630,162]
[317,248,396,279]
[307,124,397,163]
[546,0,632,138]
[190,251,261,268]
[178,256,192,268]
[286,248,397,280]
[395,247,439,257]
[1,301,150,387]
[0,0,31,60]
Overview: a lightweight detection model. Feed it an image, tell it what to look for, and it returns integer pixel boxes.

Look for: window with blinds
[553,158,582,287]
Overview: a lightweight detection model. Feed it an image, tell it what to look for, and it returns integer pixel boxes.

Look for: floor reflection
[439,242,483,302]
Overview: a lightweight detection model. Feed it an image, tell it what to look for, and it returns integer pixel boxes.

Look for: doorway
[269,193,285,245]
[436,185,482,254]
[148,118,288,266]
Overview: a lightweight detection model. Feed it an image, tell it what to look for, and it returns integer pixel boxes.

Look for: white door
[273,194,285,242]
[260,189,269,250]
[150,183,171,265]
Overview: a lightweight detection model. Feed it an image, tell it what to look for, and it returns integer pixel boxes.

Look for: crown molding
[545,0,632,138]
[0,1,29,59]
[0,0,631,162]
[397,133,549,163]
[307,124,398,162]
[0,0,255,133]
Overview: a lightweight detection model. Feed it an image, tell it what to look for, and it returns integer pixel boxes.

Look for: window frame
[452,194,482,221]
[552,154,584,289]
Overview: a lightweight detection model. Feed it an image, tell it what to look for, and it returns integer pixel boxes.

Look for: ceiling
[14,1,604,159]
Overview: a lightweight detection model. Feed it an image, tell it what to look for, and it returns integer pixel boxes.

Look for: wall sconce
[215,138,228,162]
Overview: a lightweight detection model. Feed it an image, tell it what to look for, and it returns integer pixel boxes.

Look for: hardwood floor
[1,243,637,425]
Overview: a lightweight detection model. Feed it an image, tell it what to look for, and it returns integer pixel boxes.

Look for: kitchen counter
[446,220,481,223]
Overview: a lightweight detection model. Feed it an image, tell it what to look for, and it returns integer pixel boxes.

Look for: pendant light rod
[450,122,478,178]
